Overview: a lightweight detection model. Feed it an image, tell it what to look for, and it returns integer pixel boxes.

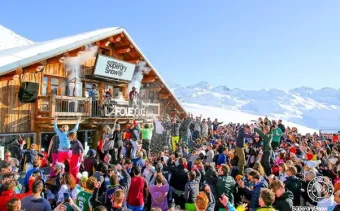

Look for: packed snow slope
[0,25,33,50]
[169,81,340,131]
[184,103,317,134]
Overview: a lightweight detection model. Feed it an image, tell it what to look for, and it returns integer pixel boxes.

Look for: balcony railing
[36,95,160,119]
[36,95,92,118]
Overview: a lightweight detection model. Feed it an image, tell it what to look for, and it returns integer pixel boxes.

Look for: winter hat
[306,153,314,161]
[305,160,321,169]
[76,171,89,182]
[279,149,286,154]
[236,175,243,180]
[55,162,65,170]
[88,149,96,157]
[245,168,253,175]
[155,162,163,172]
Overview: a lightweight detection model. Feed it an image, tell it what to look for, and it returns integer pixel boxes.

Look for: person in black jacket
[235,125,251,175]
[278,120,286,133]
[112,124,123,164]
[270,180,293,211]
[170,117,181,152]
[169,157,188,208]
[129,121,140,159]
[284,166,302,206]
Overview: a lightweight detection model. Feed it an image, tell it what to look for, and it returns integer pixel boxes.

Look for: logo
[307,176,334,202]
[105,60,127,76]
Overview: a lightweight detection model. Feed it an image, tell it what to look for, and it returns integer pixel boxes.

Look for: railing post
[50,95,56,118]
[89,97,92,117]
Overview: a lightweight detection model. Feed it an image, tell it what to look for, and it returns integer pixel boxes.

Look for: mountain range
[169,81,340,131]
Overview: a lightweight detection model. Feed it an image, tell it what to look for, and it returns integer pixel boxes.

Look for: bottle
[171,199,176,208]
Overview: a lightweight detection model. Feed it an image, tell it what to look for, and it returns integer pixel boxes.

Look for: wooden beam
[109,36,121,43]
[126,59,140,64]
[142,76,156,83]
[115,47,130,55]
[0,74,18,81]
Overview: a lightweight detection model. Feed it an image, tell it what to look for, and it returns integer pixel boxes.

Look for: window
[41,77,67,96]
[51,78,59,95]
[61,79,67,96]
[114,87,120,97]
[42,77,48,96]
[99,48,109,56]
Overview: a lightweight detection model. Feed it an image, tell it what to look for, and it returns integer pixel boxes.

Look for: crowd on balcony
[1,114,340,211]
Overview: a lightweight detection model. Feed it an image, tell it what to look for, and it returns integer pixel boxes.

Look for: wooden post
[50,95,56,117]
[122,85,128,100]
[88,98,92,117]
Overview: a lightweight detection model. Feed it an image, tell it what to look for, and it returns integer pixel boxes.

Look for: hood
[286,175,298,181]
[1,190,15,196]
[279,190,294,200]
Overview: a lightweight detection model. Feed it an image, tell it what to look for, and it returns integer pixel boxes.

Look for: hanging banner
[93,55,136,81]
[104,104,159,117]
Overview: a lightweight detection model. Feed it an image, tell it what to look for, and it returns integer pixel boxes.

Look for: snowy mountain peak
[187,81,212,89]
[211,85,231,93]
[0,25,34,50]
[169,82,340,130]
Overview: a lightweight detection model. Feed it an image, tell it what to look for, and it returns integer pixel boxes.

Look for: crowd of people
[0,114,340,211]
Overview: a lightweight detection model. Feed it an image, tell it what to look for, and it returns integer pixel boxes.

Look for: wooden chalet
[0,27,186,151]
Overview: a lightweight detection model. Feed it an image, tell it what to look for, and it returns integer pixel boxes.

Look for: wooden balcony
[35,95,160,126]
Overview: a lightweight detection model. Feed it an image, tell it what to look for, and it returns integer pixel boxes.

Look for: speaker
[18,81,39,103]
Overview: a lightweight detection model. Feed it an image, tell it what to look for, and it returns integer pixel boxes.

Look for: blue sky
[1,0,340,90]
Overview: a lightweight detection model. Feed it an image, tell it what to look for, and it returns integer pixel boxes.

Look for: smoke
[128,61,151,93]
[64,45,98,96]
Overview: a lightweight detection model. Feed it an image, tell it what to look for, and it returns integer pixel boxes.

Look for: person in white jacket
[202,119,209,137]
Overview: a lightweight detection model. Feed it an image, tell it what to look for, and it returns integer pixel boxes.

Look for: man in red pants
[68,132,84,181]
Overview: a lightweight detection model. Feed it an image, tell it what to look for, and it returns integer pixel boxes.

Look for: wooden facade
[0,30,186,148]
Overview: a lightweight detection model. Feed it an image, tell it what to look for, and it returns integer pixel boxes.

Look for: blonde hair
[62,125,69,132]
[103,125,111,133]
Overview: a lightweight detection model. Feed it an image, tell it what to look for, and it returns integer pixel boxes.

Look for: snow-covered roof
[0,27,123,74]
[0,26,186,113]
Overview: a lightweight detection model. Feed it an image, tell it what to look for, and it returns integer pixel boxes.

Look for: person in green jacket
[270,124,282,150]
[254,126,273,176]
[216,164,236,209]
[137,121,154,158]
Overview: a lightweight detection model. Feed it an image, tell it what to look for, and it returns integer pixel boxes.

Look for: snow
[184,103,318,134]
[0,25,33,50]
[170,82,340,130]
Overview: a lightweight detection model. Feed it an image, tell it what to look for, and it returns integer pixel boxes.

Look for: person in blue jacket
[217,147,228,165]
[237,170,268,211]
[53,116,81,164]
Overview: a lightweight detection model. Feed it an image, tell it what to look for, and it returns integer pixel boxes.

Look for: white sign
[105,105,147,117]
[93,55,136,81]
